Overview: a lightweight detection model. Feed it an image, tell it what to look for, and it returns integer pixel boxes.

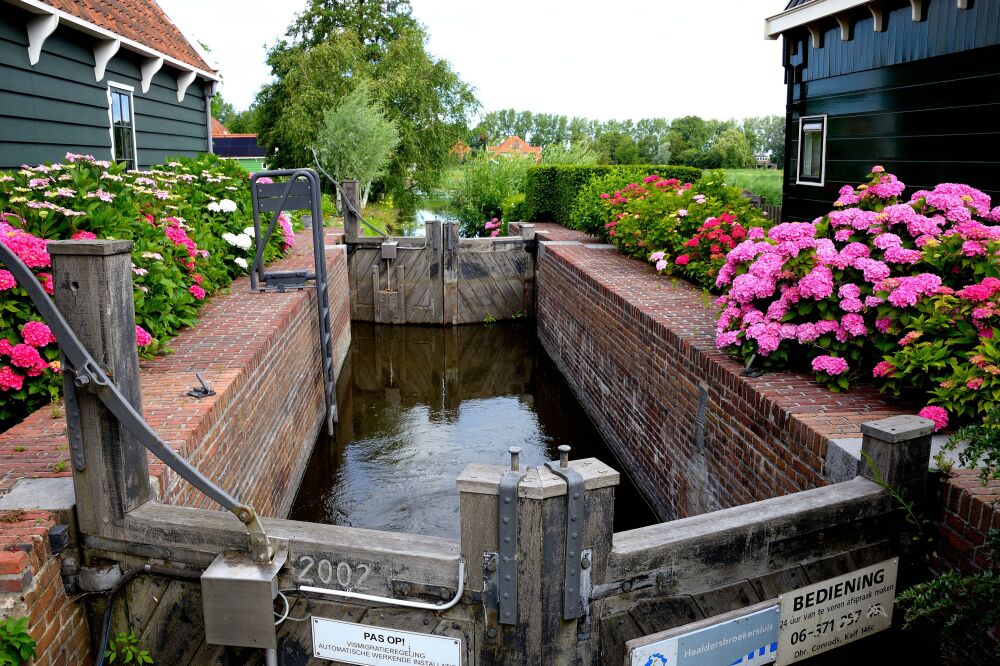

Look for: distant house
[753,152,774,169]
[487,136,542,163]
[765,0,1000,221]
[0,0,220,170]
[211,118,266,172]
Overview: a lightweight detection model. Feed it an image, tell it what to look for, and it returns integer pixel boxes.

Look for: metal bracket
[545,446,586,620]
[483,552,500,639]
[498,447,524,625]
[186,372,216,399]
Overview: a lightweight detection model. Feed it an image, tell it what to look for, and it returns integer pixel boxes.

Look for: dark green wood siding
[0,5,210,170]
[781,0,1000,221]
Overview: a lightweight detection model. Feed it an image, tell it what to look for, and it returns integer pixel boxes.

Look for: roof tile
[42,0,213,72]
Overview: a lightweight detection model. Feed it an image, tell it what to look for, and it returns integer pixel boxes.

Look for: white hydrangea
[219,199,238,213]
[243,226,256,237]
[207,201,222,212]
[234,257,248,270]
[232,233,253,250]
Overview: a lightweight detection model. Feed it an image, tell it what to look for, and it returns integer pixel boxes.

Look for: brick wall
[0,228,351,663]
[0,510,88,665]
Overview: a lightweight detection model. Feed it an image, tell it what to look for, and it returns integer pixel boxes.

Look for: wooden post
[457,457,619,663]
[342,179,360,242]
[860,414,934,502]
[48,240,151,540]
[443,221,460,326]
[520,224,536,316]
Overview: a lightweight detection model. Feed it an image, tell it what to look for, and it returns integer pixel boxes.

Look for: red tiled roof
[211,117,229,136]
[42,0,214,72]
[488,136,542,162]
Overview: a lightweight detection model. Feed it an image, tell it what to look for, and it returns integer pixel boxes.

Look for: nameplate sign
[775,557,898,665]
[312,617,462,665]
[628,602,780,666]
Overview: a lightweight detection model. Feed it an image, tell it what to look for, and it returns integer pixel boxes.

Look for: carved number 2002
[296,556,371,589]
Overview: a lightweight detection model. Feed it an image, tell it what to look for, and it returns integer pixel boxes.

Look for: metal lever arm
[0,241,272,563]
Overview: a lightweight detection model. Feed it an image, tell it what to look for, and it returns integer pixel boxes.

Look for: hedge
[522,164,702,224]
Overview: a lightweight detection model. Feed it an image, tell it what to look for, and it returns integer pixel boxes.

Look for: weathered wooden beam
[122,503,460,595]
[341,179,360,242]
[458,457,619,663]
[860,414,934,503]
[606,478,887,597]
[49,240,151,540]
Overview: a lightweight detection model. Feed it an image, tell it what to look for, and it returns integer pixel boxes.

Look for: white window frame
[107,81,139,169]
[795,114,827,187]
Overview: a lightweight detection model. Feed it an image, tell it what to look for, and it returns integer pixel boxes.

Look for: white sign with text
[776,558,898,665]
[312,617,462,666]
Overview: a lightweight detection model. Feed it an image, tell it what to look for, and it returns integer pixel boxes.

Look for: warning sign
[776,558,898,665]
[312,617,462,666]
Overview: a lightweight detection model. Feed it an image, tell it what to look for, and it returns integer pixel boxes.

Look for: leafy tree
[314,83,400,208]
[667,115,711,157]
[541,143,599,165]
[594,131,642,165]
[255,0,477,201]
[712,128,755,168]
[211,94,236,125]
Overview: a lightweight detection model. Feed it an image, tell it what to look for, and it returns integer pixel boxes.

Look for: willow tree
[314,83,400,209]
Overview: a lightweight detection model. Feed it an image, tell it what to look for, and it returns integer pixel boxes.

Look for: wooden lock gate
[339,180,536,326]
[10,232,932,666]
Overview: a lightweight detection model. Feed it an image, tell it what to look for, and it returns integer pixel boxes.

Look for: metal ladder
[249,169,336,436]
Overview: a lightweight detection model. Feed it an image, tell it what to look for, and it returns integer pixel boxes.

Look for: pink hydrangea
[0,366,23,391]
[872,361,895,378]
[811,355,849,375]
[189,284,206,300]
[918,405,948,432]
[71,230,97,240]
[21,322,56,347]
[966,378,984,390]
[875,318,892,333]
[9,343,42,369]
[135,325,153,347]
[799,265,834,300]
[0,269,15,291]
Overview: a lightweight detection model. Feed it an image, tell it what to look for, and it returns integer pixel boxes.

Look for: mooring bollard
[48,240,151,540]
[457,448,620,663]
[860,414,935,503]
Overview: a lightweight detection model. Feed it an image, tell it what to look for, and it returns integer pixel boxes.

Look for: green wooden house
[0,0,220,170]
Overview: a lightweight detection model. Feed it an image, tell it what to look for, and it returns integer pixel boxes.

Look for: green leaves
[105,631,153,664]
[0,617,36,665]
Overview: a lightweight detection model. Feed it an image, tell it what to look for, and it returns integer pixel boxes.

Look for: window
[108,83,137,169]
[796,115,826,186]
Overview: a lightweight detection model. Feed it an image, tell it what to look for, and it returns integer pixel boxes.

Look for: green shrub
[600,170,770,290]
[570,171,651,236]
[451,154,532,237]
[0,617,36,665]
[523,164,701,224]
[0,153,292,430]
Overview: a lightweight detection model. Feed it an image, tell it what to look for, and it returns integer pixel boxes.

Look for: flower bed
[714,167,1000,426]
[574,165,1000,427]
[0,153,294,430]
[588,170,771,291]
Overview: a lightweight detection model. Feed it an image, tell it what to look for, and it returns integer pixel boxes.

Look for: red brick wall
[934,470,1000,574]
[1,510,89,665]
[0,229,352,663]
[533,225,903,520]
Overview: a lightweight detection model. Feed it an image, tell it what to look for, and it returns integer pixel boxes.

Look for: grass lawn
[723,169,783,205]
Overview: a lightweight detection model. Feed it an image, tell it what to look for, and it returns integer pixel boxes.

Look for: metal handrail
[0,240,273,563]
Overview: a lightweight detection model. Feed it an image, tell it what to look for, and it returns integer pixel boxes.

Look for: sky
[157,0,792,123]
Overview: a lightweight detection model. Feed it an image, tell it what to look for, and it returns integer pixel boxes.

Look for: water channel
[289,322,657,538]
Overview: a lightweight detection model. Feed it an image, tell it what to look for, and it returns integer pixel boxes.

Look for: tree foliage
[255,0,477,201]
[314,83,400,208]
